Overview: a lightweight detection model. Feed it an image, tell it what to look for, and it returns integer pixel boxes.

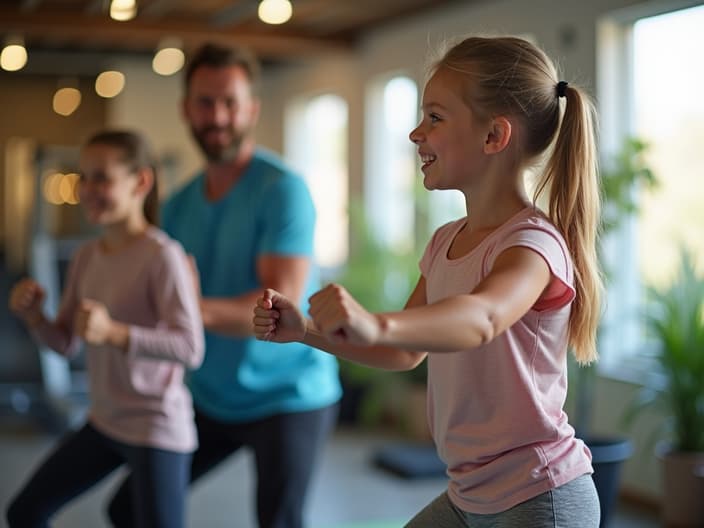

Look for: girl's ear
[134,166,155,198]
[483,116,512,154]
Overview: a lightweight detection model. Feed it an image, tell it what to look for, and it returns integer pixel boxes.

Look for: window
[364,75,418,252]
[632,6,704,284]
[598,3,704,371]
[364,74,465,253]
[284,94,349,269]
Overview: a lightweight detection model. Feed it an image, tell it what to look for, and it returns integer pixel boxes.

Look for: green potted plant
[568,137,657,527]
[571,137,657,428]
[336,197,444,478]
[624,249,704,526]
[334,200,421,427]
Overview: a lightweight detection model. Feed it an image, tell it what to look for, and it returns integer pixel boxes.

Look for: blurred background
[1,0,703,526]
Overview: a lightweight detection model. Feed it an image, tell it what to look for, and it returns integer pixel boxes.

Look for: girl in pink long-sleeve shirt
[7,130,203,528]
[253,36,603,527]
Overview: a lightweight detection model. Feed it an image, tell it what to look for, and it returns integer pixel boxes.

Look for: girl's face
[409,68,489,192]
[78,144,143,226]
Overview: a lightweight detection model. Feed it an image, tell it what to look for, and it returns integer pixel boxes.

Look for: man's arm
[200,254,310,338]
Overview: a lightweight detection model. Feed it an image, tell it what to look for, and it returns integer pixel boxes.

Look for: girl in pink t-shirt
[253,36,602,527]
[7,130,203,528]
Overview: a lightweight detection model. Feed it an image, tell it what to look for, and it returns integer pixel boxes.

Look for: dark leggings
[5,422,191,528]
[109,403,339,528]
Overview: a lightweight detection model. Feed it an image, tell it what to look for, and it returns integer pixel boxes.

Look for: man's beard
[190,125,246,163]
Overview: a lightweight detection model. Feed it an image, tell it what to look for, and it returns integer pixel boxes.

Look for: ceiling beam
[210,2,257,28]
[83,0,108,15]
[0,8,354,60]
[139,0,188,19]
[20,0,44,11]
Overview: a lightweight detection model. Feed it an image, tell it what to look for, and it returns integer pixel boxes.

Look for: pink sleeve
[33,246,85,357]
[492,226,575,311]
[126,241,204,368]
[419,235,435,277]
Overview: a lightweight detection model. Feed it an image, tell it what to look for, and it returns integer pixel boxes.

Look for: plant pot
[338,381,366,425]
[585,436,633,528]
[656,444,704,527]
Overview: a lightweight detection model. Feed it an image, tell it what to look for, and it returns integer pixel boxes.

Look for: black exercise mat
[372,443,446,479]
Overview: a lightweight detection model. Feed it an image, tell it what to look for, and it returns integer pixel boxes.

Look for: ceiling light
[41,172,80,205]
[110,0,137,21]
[53,80,81,116]
[60,173,81,205]
[95,70,125,97]
[152,39,184,76]
[42,172,64,205]
[258,0,292,25]
[1,35,28,72]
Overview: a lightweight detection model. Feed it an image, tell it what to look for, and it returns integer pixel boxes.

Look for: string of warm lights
[8,0,297,205]
[258,0,293,25]
[2,0,295,118]
[153,38,185,76]
[52,86,82,117]
[42,171,81,206]
[95,71,126,98]
[1,35,27,72]
[109,0,137,21]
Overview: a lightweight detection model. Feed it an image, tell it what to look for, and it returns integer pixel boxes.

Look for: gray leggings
[405,474,600,528]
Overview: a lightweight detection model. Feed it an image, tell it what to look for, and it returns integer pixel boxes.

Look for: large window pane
[285,94,349,268]
[365,75,418,252]
[634,5,704,285]
[599,3,704,368]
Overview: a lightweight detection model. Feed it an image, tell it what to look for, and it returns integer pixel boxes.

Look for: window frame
[283,92,350,271]
[595,0,704,380]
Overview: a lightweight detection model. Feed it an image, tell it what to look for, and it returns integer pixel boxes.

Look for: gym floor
[0,423,661,528]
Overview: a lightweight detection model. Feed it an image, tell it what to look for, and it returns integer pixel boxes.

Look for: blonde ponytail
[535,85,603,364]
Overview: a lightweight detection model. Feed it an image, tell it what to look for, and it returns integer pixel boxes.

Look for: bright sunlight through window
[285,94,349,268]
[634,5,704,286]
[365,76,418,252]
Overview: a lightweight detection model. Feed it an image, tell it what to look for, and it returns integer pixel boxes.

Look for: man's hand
[253,288,307,343]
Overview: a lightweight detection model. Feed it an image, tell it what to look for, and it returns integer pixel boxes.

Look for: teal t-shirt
[162,149,341,422]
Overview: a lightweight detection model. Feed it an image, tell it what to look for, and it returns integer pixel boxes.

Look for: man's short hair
[184,43,261,94]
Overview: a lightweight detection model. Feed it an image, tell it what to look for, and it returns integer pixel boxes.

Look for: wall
[590,375,666,503]
[105,56,202,195]
[0,74,106,270]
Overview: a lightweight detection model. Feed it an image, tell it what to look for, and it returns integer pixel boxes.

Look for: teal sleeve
[257,175,316,257]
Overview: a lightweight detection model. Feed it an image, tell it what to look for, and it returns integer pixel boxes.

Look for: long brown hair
[83,129,160,226]
[436,36,602,364]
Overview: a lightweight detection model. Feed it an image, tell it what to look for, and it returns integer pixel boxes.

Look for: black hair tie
[556,81,568,98]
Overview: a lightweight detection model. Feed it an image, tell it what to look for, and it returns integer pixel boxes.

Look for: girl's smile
[78,143,149,236]
[419,151,437,170]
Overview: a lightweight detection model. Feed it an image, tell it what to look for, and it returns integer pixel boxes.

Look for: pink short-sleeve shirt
[419,207,593,514]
